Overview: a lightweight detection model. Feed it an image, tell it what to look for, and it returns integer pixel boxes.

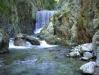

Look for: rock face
[92,30,99,66]
[17,1,35,34]
[38,17,63,45]
[39,0,99,45]
[80,61,96,74]
[0,29,9,54]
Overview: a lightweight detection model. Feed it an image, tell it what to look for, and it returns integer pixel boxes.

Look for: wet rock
[14,33,27,46]
[68,43,92,57]
[14,33,40,46]
[80,61,96,74]
[81,52,93,61]
[71,43,92,53]
[68,51,80,57]
[14,38,27,46]
[23,35,40,45]
[37,17,62,45]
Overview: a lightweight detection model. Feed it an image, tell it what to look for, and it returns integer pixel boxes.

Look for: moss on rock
[38,0,99,46]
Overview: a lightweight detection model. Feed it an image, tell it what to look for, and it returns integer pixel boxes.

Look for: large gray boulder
[80,61,96,74]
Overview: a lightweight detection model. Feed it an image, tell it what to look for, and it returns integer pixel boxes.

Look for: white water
[37,40,57,48]
[9,38,57,50]
[34,10,56,34]
[34,28,43,34]
[9,38,33,50]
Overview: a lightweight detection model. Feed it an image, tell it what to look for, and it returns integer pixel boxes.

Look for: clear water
[0,46,86,75]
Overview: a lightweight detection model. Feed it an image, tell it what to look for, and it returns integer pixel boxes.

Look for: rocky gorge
[0,0,99,75]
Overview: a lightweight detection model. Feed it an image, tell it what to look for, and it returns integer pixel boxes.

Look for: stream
[0,45,85,75]
[0,10,86,75]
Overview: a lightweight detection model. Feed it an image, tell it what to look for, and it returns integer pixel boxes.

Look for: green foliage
[0,0,56,18]
[0,0,21,34]
[0,0,10,16]
[28,0,56,10]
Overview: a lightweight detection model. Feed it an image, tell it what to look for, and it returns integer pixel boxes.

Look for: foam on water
[37,40,57,48]
[9,38,57,50]
[9,38,33,50]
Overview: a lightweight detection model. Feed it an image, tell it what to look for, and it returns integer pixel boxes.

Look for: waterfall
[9,10,57,50]
[34,10,56,34]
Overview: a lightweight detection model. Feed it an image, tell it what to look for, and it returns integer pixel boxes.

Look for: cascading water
[4,10,83,75]
[8,10,57,50]
[9,37,57,50]
[34,10,56,34]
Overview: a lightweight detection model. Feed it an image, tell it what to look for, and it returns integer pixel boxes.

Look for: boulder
[23,35,40,45]
[80,61,96,74]
[68,51,80,57]
[14,38,27,46]
[81,52,93,61]
[14,33,40,45]
[68,43,93,57]
[14,33,27,46]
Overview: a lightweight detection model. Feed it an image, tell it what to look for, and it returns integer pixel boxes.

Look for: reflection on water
[0,46,85,75]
